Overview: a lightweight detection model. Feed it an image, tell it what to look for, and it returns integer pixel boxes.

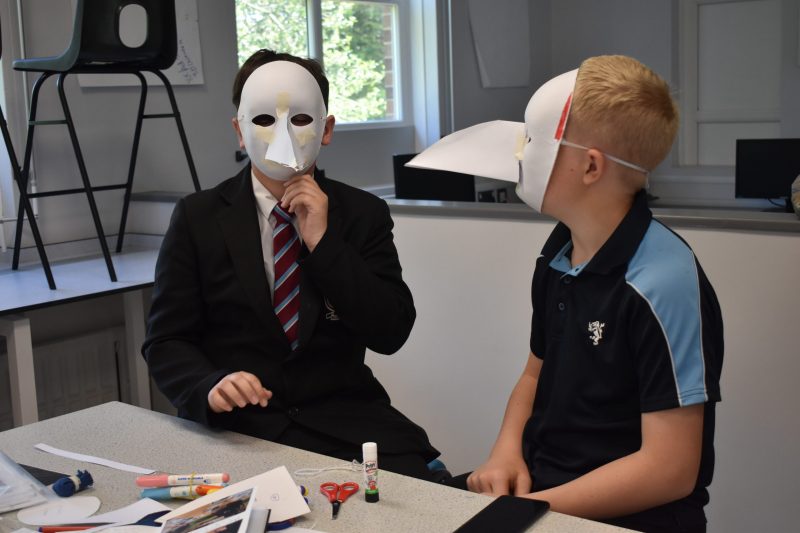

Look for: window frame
[305,0,414,130]
[677,0,782,167]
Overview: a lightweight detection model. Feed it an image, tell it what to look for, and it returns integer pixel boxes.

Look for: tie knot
[272,204,293,225]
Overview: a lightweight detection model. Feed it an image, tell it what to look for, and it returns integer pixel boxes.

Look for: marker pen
[140,485,205,500]
[135,473,230,487]
[362,442,379,503]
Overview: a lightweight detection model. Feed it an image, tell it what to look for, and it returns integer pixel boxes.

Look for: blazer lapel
[217,168,288,344]
[295,171,341,351]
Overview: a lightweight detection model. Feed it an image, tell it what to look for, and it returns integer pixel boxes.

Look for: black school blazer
[142,166,437,459]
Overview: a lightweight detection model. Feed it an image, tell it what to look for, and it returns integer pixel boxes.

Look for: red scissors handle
[320,481,360,519]
[320,482,339,503]
[337,481,359,502]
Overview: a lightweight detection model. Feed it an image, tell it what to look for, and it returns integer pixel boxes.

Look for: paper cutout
[34,444,155,475]
[405,120,523,183]
[158,467,309,525]
[17,496,101,526]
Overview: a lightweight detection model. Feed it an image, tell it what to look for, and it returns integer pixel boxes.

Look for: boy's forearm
[528,448,696,519]
[490,369,538,458]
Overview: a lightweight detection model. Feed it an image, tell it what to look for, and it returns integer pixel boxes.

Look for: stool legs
[116,72,148,254]
[152,70,201,192]
[56,72,117,282]
[2,108,56,289]
[9,73,56,289]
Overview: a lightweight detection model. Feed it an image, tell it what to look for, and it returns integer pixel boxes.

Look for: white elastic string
[560,140,650,175]
[293,459,362,478]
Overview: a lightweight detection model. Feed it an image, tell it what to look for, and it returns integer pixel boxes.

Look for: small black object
[19,464,67,485]
[365,490,379,503]
[453,495,549,533]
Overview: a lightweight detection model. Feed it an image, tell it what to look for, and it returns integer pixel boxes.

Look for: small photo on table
[160,487,255,533]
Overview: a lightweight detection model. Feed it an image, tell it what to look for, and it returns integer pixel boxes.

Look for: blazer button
[288,407,301,417]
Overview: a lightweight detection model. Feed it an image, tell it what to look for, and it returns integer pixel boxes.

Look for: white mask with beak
[405,67,649,212]
[237,61,328,181]
[515,69,578,211]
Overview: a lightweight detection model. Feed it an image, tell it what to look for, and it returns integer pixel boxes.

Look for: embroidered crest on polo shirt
[324,297,339,321]
[588,321,605,346]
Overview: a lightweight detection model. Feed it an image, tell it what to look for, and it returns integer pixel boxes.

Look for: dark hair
[232,49,329,110]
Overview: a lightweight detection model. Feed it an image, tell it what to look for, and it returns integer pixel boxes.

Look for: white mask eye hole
[252,114,275,127]
[291,113,313,126]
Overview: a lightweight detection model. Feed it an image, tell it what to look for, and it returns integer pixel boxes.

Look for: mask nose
[264,111,298,170]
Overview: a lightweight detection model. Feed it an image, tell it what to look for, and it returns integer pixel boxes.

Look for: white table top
[0,249,157,315]
[0,402,629,533]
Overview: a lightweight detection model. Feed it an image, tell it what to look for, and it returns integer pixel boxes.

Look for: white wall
[368,211,800,533]
[449,0,552,130]
[547,0,800,205]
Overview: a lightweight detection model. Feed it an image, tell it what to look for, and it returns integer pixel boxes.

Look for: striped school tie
[272,204,301,350]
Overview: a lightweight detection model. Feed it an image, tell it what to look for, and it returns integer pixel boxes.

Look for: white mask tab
[238,61,327,181]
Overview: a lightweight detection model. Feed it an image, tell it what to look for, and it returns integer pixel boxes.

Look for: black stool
[0,19,55,289]
[11,0,200,287]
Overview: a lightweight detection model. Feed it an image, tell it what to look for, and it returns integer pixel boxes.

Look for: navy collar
[546,189,652,276]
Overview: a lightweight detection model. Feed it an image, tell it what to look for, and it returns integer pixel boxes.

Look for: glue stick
[362,442,379,503]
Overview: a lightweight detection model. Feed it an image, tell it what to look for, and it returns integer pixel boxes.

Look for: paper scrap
[158,467,310,525]
[34,444,155,475]
[17,496,101,526]
[407,120,524,183]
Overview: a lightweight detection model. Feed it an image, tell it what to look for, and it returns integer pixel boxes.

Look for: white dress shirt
[252,172,302,298]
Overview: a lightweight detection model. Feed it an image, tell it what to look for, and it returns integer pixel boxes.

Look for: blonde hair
[569,55,678,173]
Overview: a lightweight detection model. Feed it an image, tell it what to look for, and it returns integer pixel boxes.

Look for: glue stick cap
[365,489,379,503]
[362,442,377,459]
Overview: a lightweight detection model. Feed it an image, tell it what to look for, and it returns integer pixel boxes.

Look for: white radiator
[0,327,126,430]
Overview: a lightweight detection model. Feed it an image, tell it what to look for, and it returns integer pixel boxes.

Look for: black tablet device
[454,495,549,533]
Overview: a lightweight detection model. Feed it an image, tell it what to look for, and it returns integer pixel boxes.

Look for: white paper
[406,120,523,183]
[17,496,101,526]
[158,467,310,525]
[78,498,171,526]
[467,0,530,88]
[34,444,155,475]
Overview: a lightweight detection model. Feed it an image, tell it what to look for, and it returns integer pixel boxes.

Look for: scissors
[319,481,359,519]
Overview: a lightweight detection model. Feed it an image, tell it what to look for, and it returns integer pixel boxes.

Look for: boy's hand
[281,173,328,251]
[208,371,272,413]
[467,455,532,496]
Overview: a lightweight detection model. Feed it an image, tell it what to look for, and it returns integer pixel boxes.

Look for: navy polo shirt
[524,190,724,521]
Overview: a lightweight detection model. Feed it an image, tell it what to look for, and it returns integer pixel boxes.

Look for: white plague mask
[405,67,647,212]
[516,69,578,211]
[238,61,328,181]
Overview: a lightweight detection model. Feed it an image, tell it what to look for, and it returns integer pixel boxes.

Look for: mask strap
[561,140,649,175]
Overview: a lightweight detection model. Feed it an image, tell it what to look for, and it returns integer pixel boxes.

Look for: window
[235,0,403,124]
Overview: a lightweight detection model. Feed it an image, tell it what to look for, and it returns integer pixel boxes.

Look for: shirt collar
[251,171,280,221]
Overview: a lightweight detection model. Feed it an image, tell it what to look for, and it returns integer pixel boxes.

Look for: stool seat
[10,0,200,289]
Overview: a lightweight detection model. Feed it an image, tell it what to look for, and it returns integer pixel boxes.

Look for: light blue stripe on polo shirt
[625,221,708,407]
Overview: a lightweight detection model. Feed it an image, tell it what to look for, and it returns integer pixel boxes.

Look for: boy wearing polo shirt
[460,56,723,532]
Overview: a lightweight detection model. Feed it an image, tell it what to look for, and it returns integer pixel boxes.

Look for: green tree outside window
[235,0,397,122]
